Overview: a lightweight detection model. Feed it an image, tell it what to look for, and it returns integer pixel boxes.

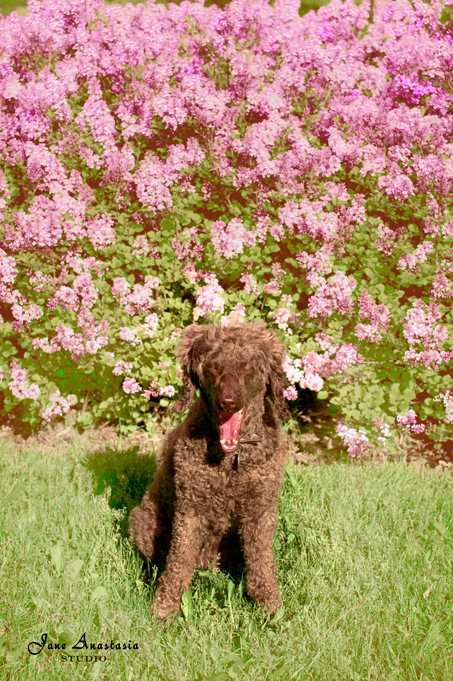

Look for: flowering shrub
[1,0,453,454]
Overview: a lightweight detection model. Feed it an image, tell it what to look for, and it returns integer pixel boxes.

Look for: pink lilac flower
[0,248,18,287]
[221,305,246,326]
[397,409,425,434]
[398,241,433,272]
[377,172,415,201]
[113,360,133,377]
[240,272,259,295]
[270,304,292,331]
[11,303,43,331]
[142,381,176,399]
[194,277,225,318]
[375,224,401,257]
[412,154,453,196]
[375,417,392,446]
[430,274,453,301]
[143,381,162,399]
[72,271,99,308]
[142,313,159,338]
[355,291,391,342]
[8,362,40,400]
[160,385,176,397]
[103,146,135,185]
[122,377,142,394]
[315,333,337,353]
[111,277,131,297]
[172,228,204,262]
[336,422,370,458]
[283,356,324,393]
[32,323,98,361]
[403,300,452,370]
[308,272,357,319]
[40,389,77,422]
[170,328,184,341]
[296,245,333,279]
[434,390,453,424]
[403,300,448,347]
[122,283,154,315]
[134,139,204,211]
[28,270,52,293]
[211,218,257,259]
[283,385,298,400]
[131,235,159,259]
[87,214,115,250]
[11,197,63,250]
[264,280,282,295]
[119,327,142,346]
[76,81,117,153]
[47,285,79,311]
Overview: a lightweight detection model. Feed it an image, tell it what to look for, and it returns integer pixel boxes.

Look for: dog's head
[171,322,291,451]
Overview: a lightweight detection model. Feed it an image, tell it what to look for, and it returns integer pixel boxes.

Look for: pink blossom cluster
[0,0,453,444]
[434,390,453,424]
[396,409,425,434]
[307,272,357,319]
[283,339,363,398]
[112,276,160,315]
[135,139,204,212]
[221,305,247,327]
[142,382,176,400]
[355,291,391,342]
[8,362,40,400]
[194,275,225,319]
[112,360,133,377]
[403,300,452,370]
[398,241,434,273]
[172,227,204,263]
[375,418,392,446]
[211,218,259,259]
[40,389,77,422]
[336,422,370,458]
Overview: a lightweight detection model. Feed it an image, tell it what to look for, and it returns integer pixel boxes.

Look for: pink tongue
[219,408,245,453]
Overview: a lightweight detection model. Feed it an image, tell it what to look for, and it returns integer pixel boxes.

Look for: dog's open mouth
[219,406,246,453]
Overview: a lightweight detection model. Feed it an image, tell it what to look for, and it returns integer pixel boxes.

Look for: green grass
[0,438,452,680]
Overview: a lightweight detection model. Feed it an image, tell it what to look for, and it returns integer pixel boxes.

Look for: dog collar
[233,439,261,469]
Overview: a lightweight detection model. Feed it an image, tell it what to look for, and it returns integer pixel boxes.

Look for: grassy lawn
[0,436,452,680]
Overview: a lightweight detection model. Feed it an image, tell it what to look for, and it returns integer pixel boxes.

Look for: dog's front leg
[152,513,206,623]
[240,510,282,614]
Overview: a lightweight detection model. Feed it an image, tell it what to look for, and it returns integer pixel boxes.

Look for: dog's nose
[219,395,238,411]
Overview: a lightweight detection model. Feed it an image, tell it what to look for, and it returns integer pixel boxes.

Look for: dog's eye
[207,363,221,377]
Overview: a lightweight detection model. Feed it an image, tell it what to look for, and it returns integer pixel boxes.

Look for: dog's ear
[268,362,291,422]
[171,325,211,414]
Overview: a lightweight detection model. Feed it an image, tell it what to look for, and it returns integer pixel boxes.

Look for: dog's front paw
[152,595,179,626]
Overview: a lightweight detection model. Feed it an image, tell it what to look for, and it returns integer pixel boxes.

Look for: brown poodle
[129,320,290,622]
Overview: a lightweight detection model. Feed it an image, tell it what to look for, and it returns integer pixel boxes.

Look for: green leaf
[50,541,65,576]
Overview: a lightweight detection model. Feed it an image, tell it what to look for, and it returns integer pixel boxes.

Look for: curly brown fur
[129,321,291,623]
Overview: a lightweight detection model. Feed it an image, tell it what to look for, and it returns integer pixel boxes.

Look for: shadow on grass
[81,444,157,538]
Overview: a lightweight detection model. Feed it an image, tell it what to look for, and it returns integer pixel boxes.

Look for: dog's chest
[174,442,275,505]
